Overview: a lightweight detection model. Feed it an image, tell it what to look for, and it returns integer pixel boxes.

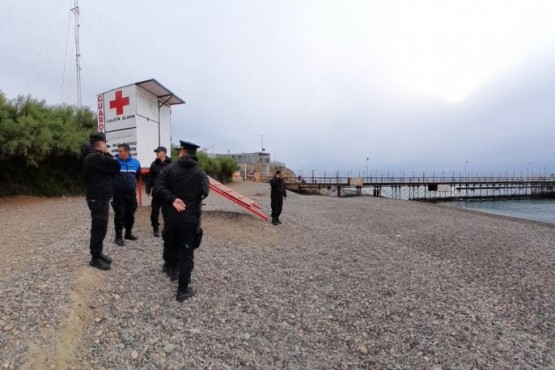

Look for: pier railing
[262,175,555,201]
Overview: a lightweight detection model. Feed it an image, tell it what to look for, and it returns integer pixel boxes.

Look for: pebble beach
[0,181,554,369]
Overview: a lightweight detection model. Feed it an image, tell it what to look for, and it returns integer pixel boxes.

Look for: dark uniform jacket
[146,157,172,195]
[154,155,209,224]
[270,177,287,199]
[83,147,121,200]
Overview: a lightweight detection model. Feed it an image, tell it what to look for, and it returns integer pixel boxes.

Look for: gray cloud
[1,0,554,175]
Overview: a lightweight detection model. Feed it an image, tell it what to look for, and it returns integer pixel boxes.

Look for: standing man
[145,146,172,237]
[154,140,209,302]
[83,132,120,270]
[112,143,141,246]
[270,170,287,225]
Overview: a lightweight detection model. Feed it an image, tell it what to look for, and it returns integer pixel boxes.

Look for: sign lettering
[97,95,105,132]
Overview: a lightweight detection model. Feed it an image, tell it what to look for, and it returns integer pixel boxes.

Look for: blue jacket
[113,155,141,194]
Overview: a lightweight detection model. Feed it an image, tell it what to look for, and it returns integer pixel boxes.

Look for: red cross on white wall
[109,90,130,115]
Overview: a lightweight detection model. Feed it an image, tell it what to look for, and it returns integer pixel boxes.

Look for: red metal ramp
[208,177,268,221]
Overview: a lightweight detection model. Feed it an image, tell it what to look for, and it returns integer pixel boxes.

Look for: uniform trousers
[87,198,110,258]
[271,195,284,218]
[150,196,162,228]
[163,221,197,291]
[112,192,138,238]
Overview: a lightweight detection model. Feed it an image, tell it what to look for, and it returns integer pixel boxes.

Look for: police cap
[179,140,200,155]
[89,132,107,143]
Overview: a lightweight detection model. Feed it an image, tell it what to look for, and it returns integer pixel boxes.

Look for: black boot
[153,226,160,237]
[169,267,178,281]
[89,258,111,271]
[162,263,178,281]
[277,217,282,224]
[114,237,124,246]
[124,230,139,240]
[162,263,171,277]
[176,287,196,302]
[99,253,113,264]
[271,217,278,225]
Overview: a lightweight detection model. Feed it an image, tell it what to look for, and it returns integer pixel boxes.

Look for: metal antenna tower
[71,0,82,109]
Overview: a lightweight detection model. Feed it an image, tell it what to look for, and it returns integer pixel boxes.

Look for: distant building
[216,152,271,164]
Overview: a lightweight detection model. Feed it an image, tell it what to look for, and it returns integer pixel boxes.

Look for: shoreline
[437,198,555,226]
[284,183,555,226]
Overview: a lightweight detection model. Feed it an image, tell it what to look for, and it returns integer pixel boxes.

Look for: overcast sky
[1,0,554,175]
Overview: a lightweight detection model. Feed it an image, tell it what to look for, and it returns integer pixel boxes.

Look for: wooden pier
[271,175,555,201]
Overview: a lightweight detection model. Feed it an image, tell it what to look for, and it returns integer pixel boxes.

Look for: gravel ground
[1,181,554,369]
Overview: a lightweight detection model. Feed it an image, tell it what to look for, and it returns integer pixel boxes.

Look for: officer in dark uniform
[145,146,172,237]
[154,140,209,302]
[270,170,287,225]
[83,132,121,270]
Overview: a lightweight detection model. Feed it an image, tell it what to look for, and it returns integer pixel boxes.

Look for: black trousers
[112,192,138,238]
[271,195,284,218]
[163,221,197,292]
[87,198,110,258]
[150,196,162,228]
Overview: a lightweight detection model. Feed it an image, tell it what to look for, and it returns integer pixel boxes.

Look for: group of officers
[83,132,208,302]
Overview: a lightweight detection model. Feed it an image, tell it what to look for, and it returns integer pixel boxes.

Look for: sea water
[445,199,555,224]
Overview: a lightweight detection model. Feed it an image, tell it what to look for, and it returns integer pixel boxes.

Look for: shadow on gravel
[204,210,252,219]
[202,210,278,247]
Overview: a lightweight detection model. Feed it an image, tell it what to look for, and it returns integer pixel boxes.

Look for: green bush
[169,149,238,183]
[196,152,238,183]
[0,92,96,196]
[215,156,239,183]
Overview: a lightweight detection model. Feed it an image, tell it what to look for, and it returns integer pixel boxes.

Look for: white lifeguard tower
[96,79,184,166]
[96,79,184,205]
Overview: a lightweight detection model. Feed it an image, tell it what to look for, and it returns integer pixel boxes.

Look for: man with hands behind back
[154,140,209,302]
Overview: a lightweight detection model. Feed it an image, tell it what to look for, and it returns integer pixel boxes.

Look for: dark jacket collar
[156,157,172,165]
[177,155,198,169]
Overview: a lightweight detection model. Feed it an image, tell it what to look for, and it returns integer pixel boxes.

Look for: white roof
[135,79,185,106]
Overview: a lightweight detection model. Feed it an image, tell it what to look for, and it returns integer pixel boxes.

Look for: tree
[197,152,239,183]
[168,148,238,183]
[0,92,97,196]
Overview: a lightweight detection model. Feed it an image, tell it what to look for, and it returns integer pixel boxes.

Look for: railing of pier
[260,174,555,200]
[262,175,555,185]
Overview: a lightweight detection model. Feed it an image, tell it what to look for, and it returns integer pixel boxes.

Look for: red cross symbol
[109,90,130,115]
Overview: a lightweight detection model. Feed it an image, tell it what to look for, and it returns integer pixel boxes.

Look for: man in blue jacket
[112,143,141,246]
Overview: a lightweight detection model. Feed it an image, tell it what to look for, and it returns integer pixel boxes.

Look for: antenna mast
[71,0,82,109]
